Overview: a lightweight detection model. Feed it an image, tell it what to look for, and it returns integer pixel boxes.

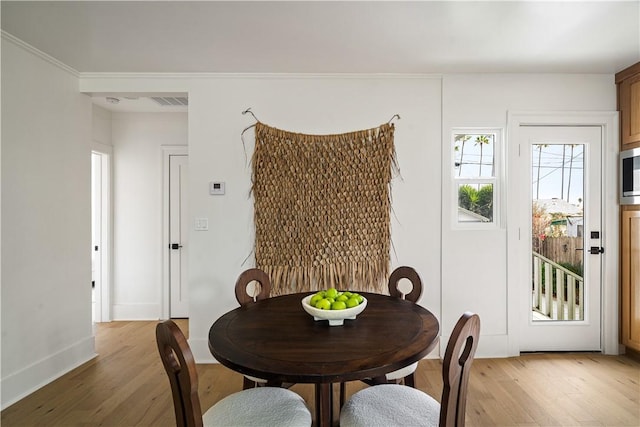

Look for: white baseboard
[437,333,509,358]
[423,342,441,359]
[112,303,161,320]
[190,338,218,364]
[1,336,96,410]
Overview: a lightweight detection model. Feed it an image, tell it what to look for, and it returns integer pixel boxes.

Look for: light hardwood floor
[2,320,639,426]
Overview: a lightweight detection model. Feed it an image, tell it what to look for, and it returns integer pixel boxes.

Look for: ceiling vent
[150,96,188,106]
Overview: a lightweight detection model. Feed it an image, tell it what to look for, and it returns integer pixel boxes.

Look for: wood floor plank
[2,321,639,426]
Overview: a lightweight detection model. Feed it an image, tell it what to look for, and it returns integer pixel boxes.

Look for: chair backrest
[388,266,422,302]
[235,268,272,306]
[156,320,204,427]
[439,312,481,427]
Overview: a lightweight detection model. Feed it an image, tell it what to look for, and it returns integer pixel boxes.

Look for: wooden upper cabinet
[616,62,640,149]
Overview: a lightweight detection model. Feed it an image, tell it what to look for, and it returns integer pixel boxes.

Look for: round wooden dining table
[208,292,440,427]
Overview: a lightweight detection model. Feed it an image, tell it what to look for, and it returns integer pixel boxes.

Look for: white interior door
[519,126,602,351]
[91,152,102,323]
[91,149,111,323]
[169,154,189,318]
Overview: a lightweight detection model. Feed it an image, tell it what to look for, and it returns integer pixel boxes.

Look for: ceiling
[2,1,639,111]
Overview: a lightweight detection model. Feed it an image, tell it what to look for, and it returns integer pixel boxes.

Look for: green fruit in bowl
[316,299,332,310]
[325,288,339,299]
[309,294,323,306]
[346,297,360,308]
[331,301,347,310]
[302,291,367,327]
[306,289,364,310]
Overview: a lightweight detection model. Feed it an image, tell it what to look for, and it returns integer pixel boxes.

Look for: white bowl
[301,294,367,326]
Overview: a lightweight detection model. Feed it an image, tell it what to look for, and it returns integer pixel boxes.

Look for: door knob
[589,246,604,254]
[170,243,183,250]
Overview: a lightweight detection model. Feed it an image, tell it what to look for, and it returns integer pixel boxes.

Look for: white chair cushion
[385,362,418,381]
[244,374,268,383]
[204,387,312,427]
[340,384,440,427]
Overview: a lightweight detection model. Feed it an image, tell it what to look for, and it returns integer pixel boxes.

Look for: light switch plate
[195,218,208,231]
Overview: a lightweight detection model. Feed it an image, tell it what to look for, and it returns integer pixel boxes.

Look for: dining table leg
[314,382,333,427]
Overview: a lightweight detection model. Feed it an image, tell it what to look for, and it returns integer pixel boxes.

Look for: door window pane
[531,144,585,321]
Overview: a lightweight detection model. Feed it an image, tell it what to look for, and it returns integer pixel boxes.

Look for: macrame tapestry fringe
[251,122,397,295]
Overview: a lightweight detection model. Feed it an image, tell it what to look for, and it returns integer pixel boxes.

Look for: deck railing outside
[532,251,583,320]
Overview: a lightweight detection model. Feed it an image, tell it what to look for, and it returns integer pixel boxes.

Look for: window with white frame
[453,129,501,226]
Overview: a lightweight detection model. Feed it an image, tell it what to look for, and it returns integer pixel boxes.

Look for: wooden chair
[234,268,271,306]
[382,266,424,386]
[340,312,481,427]
[339,266,423,406]
[156,320,312,427]
[234,268,275,389]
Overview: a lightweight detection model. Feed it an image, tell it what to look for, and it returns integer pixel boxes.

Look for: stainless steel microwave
[621,147,640,205]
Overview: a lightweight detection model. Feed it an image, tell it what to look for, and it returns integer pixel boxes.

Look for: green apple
[325,288,338,299]
[309,294,323,306]
[331,301,347,310]
[316,298,332,310]
[346,297,360,308]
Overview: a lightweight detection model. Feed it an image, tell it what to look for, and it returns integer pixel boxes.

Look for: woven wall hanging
[251,121,398,295]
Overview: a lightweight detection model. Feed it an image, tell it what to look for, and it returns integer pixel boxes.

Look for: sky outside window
[454,133,495,178]
[531,144,584,205]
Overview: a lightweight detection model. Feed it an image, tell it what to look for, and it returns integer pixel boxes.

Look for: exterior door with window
[519,126,602,351]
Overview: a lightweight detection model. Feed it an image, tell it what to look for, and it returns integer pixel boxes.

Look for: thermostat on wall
[210,181,225,195]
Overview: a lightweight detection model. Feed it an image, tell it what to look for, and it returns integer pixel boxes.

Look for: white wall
[1,37,94,409]
[441,74,616,356]
[111,112,187,319]
[79,73,619,361]
[92,105,112,149]
[185,77,443,360]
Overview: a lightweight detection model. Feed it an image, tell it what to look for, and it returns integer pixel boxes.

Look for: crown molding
[79,72,443,80]
[1,31,79,77]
